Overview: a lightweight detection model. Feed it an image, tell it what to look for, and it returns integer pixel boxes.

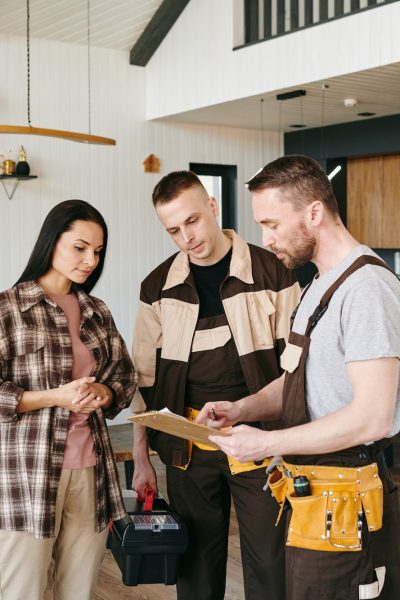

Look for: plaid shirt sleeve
[0,294,29,422]
[98,311,136,420]
[0,381,24,422]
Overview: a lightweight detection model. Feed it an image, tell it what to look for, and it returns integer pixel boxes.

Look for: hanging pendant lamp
[0,0,116,146]
[319,83,341,180]
[259,98,265,166]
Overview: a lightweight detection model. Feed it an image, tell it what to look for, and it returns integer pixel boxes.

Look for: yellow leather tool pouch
[283,462,383,553]
[267,468,289,524]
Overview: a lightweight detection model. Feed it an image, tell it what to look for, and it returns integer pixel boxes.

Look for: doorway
[190,163,237,230]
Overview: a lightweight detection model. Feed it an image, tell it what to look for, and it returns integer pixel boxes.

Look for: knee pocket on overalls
[358,566,386,600]
[287,544,368,595]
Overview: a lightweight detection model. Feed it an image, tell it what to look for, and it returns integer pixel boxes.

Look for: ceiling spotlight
[344,98,358,108]
[357,112,376,117]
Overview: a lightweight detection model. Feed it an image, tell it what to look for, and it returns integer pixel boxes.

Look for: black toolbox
[110,492,188,586]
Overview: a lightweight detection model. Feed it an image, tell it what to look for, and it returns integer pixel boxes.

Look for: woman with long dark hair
[0,200,135,599]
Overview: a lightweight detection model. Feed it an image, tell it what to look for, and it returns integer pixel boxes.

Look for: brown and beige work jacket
[133,230,300,466]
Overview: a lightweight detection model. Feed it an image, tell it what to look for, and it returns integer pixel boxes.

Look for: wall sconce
[143,154,160,173]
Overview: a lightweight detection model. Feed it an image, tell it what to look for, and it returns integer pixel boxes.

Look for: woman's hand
[18,377,112,414]
[56,378,112,413]
[75,381,113,412]
[56,377,95,412]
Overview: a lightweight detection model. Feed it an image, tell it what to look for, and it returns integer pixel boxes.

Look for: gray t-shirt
[292,245,400,437]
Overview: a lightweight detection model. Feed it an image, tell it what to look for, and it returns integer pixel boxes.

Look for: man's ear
[309,200,323,227]
[208,196,219,217]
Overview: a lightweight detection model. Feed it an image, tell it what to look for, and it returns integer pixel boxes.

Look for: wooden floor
[95,424,400,600]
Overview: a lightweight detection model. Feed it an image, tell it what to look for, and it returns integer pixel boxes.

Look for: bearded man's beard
[276,224,316,269]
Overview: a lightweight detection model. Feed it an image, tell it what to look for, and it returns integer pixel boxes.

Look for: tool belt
[179,407,271,475]
[267,460,383,552]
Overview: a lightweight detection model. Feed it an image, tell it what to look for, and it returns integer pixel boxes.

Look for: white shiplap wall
[0,34,281,423]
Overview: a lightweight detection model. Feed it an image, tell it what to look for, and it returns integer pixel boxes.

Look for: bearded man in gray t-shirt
[197,155,400,600]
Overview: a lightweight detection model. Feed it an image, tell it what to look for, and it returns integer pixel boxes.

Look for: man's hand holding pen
[196,401,271,463]
[195,400,241,428]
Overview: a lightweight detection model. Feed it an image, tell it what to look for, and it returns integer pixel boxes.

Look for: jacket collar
[17,280,104,323]
[162,229,254,291]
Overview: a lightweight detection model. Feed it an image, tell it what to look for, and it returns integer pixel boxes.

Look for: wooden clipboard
[128,411,231,450]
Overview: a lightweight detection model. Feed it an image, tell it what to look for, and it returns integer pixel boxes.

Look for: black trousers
[285,471,400,600]
[167,446,285,600]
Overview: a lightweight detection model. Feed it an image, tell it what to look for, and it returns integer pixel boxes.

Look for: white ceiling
[163,62,400,132]
[0,0,162,51]
[0,0,399,132]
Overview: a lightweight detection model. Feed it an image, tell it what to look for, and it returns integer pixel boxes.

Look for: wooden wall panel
[347,156,383,247]
[382,154,400,247]
[347,154,400,248]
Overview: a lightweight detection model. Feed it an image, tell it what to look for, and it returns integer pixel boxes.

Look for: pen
[208,407,216,421]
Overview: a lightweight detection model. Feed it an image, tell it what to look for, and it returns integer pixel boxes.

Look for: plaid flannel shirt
[0,281,135,538]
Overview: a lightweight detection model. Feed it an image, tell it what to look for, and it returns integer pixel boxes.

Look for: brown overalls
[167,312,285,600]
[281,256,400,600]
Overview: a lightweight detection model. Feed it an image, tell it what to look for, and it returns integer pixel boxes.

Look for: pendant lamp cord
[87,0,91,135]
[26,0,31,127]
[260,98,264,165]
[320,84,326,160]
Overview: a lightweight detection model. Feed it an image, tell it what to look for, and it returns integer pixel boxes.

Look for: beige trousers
[0,467,109,600]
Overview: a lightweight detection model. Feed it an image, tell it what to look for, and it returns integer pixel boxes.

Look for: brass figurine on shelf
[16,145,30,176]
[1,149,16,175]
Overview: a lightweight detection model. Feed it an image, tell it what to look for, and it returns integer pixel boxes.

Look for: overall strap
[304,256,392,337]
[290,281,312,329]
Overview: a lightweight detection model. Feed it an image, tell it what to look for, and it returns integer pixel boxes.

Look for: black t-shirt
[190,248,232,318]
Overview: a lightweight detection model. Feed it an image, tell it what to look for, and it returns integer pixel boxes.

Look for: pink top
[49,292,97,469]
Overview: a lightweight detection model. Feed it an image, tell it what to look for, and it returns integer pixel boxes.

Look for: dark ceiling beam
[130,0,191,66]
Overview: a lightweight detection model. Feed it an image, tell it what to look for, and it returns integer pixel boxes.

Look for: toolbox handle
[138,486,155,512]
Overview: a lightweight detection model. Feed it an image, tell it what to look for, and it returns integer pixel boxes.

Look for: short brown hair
[247,155,339,215]
[152,170,206,207]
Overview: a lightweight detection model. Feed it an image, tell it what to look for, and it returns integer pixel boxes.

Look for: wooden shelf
[0,174,37,200]
[0,174,37,180]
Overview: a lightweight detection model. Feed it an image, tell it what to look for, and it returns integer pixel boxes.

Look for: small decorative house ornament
[143,154,160,173]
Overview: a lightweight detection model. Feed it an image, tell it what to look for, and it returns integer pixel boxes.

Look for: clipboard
[128,411,231,450]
